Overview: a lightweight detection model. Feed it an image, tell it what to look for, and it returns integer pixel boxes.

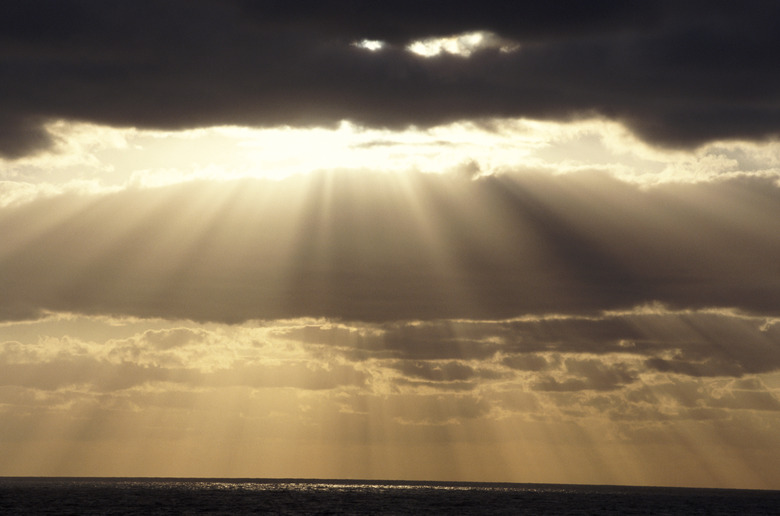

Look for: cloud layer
[2,1,780,157]
[2,309,779,484]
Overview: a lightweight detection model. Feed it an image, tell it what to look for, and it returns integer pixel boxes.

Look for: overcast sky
[1,1,780,489]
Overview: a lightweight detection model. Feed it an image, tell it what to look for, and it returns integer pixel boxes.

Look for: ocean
[0,477,778,515]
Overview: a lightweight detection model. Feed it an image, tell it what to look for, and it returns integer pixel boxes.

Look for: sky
[1,0,780,489]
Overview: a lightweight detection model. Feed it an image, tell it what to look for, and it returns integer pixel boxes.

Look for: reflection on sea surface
[1,478,778,515]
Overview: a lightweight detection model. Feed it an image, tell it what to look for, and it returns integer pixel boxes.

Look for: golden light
[406,31,519,58]
[1,114,780,488]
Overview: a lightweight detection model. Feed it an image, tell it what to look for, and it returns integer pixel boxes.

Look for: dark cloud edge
[2,1,780,157]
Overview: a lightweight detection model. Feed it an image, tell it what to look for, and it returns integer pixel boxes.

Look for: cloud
[388,360,478,382]
[140,327,209,350]
[0,332,367,393]
[262,308,780,382]
[2,1,780,158]
[0,354,169,391]
[531,358,638,392]
[2,170,778,323]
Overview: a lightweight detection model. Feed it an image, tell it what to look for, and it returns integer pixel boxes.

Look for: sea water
[0,477,778,515]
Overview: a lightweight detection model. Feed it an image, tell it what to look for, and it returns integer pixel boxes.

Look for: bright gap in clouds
[1,119,545,200]
[352,31,519,57]
[2,117,780,207]
[406,31,520,58]
[352,39,385,52]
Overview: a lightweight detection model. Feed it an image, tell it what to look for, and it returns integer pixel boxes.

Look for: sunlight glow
[407,31,519,58]
[352,39,386,51]
[2,118,780,209]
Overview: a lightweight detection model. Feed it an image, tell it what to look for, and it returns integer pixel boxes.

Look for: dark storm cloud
[2,170,779,324]
[2,1,780,157]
